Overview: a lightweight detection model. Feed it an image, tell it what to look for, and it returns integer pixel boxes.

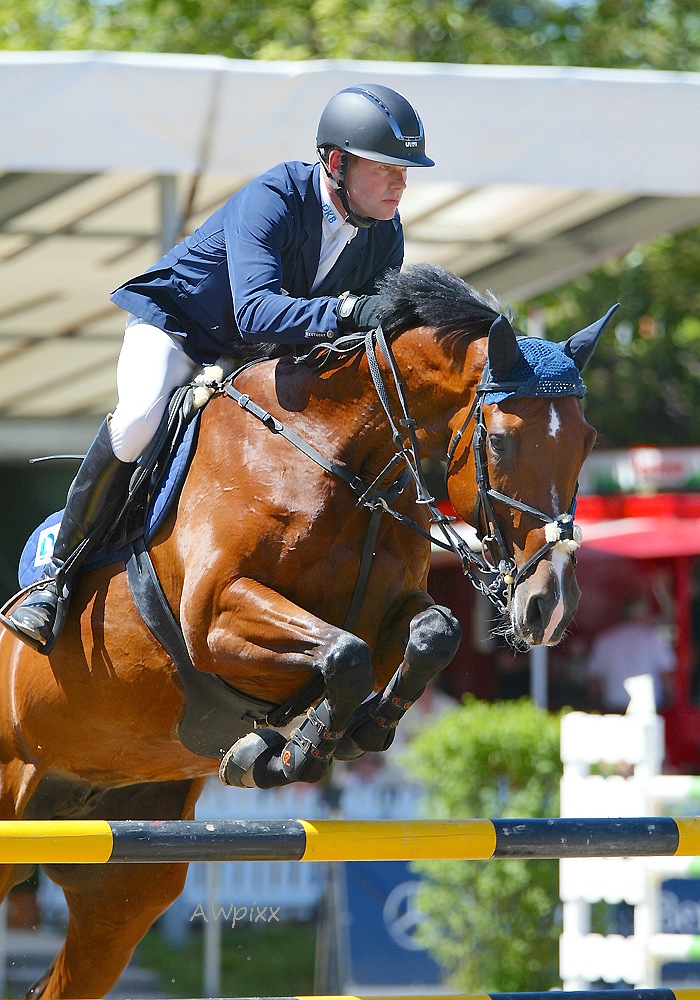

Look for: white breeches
[109,319,198,463]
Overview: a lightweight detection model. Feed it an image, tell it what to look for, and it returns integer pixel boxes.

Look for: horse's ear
[563,303,620,371]
[488,314,522,379]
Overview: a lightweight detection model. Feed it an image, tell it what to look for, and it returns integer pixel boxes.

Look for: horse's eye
[487,433,510,459]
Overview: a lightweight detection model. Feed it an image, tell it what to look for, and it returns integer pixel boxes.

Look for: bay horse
[0,263,615,997]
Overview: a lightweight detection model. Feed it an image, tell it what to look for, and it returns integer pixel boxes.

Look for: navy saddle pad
[18,412,199,588]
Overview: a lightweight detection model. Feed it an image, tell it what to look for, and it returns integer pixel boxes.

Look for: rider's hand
[336,292,384,334]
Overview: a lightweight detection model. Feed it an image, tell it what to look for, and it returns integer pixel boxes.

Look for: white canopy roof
[1,53,699,450]
[5,53,700,189]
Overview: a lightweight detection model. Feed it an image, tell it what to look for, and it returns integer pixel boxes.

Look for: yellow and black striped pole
[0,817,699,864]
[140,991,700,1000]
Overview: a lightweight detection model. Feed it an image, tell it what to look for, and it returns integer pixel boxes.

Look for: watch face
[339,294,356,318]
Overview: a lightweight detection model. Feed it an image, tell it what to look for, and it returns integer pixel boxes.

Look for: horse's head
[446,304,618,647]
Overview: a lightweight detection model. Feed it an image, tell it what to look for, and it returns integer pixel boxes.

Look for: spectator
[587,593,675,713]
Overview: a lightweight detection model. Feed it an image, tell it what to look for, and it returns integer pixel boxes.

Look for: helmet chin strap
[318,149,377,230]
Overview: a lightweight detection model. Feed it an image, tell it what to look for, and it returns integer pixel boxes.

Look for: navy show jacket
[110,161,404,364]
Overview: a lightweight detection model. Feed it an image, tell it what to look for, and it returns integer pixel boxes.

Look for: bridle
[307,325,583,614]
[357,327,582,614]
[226,324,583,618]
[444,366,582,612]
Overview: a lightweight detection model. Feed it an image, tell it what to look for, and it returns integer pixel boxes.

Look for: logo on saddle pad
[34,521,60,567]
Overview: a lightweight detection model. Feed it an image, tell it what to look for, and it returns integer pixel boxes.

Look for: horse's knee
[408,605,461,672]
[276,634,372,783]
[323,632,374,714]
[221,632,374,790]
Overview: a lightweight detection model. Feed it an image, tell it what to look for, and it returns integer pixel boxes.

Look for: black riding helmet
[316,84,434,228]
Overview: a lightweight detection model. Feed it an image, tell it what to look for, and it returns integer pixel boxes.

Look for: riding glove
[336,292,384,333]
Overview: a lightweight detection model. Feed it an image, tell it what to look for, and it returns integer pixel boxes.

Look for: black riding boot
[9,418,136,647]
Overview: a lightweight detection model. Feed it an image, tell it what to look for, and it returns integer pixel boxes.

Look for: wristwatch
[336,290,359,322]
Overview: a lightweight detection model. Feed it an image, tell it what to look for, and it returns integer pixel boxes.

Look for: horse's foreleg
[209,579,375,789]
[274,631,375,785]
[222,629,375,788]
[335,602,461,760]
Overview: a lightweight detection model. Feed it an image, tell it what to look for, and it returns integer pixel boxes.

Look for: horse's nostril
[525,595,546,636]
[519,588,561,645]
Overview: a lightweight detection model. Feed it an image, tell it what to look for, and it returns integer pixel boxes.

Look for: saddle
[16,361,320,760]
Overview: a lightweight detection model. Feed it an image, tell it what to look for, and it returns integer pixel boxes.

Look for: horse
[0,262,615,997]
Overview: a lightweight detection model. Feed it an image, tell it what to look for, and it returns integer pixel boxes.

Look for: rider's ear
[327,148,342,179]
[487,314,522,379]
[563,303,620,371]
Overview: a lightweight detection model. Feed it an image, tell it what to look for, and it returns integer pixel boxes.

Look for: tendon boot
[9,418,136,649]
[219,702,344,789]
[335,665,421,759]
[279,700,344,784]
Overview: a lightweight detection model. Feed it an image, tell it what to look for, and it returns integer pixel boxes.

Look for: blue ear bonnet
[483,336,586,404]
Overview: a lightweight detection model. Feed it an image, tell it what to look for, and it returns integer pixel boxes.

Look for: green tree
[3,0,700,70]
[402,697,563,992]
[523,227,700,448]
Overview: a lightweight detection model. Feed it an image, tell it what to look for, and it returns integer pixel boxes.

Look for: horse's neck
[381,327,487,456]
[247,332,486,474]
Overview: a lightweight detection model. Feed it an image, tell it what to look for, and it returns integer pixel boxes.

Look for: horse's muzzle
[510,553,580,646]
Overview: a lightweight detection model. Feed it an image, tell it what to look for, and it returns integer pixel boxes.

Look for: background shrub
[402,696,564,992]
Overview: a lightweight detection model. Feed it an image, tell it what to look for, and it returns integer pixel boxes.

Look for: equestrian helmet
[316,84,434,168]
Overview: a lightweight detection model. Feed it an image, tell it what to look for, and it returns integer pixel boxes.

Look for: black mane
[236,263,504,372]
[379,262,501,338]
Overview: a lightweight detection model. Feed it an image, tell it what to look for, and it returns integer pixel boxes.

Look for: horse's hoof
[342,719,396,755]
[219,730,286,788]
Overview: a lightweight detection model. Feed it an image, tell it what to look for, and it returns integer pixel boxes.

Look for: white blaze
[548,403,561,438]
[541,548,567,645]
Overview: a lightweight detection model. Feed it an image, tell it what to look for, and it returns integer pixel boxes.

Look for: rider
[9,83,434,649]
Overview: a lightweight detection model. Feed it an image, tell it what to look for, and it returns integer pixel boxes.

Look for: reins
[224,326,582,620]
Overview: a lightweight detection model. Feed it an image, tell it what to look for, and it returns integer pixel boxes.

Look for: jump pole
[1,817,700,864]
[142,992,700,1000]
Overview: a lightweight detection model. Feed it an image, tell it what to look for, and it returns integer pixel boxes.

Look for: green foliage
[3,0,700,70]
[402,697,563,992]
[523,227,700,448]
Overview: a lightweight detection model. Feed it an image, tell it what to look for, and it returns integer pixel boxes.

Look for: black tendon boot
[335,665,422,760]
[279,700,344,784]
[9,418,136,648]
[364,666,422,750]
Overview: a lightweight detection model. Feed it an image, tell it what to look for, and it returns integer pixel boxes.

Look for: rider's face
[329,151,407,222]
